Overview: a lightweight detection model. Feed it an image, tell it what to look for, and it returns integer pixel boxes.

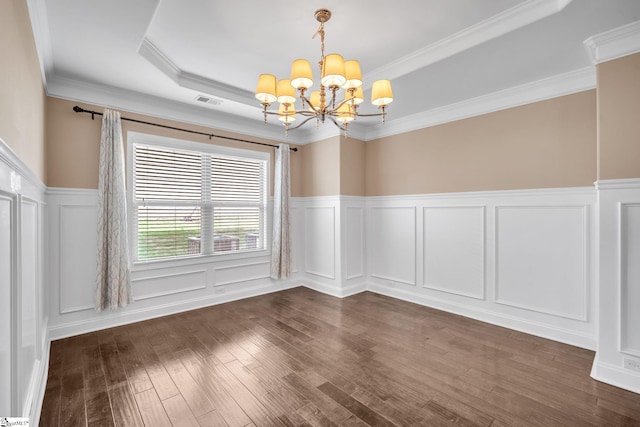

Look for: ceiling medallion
[255,9,394,137]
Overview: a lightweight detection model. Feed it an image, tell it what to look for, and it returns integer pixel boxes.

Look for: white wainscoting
[424,206,485,299]
[0,139,48,422]
[294,196,367,297]
[46,188,299,340]
[592,179,640,394]
[366,187,596,350]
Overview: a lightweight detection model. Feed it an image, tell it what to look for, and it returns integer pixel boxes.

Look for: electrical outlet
[624,357,640,372]
[215,286,226,295]
[389,281,395,288]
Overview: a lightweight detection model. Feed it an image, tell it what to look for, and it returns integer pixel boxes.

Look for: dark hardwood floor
[40,287,640,426]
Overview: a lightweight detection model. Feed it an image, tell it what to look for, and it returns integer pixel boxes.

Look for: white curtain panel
[95,109,132,311]
[270,143,292,279]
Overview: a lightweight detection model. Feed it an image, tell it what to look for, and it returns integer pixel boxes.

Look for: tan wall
[0,0,46,180]
[340,136,365,197]
[366,90,597,196]
[597,52,640,180]
[298,136,341,197]
[46,97,300,194]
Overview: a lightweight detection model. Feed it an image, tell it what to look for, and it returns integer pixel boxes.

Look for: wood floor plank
[107,381,144,427]
[161,394,201,427]
[40,288,640,427]
[317,382,396,427]
[84,375,115,426]
[135,388,172,427]
[181,353,253,427]
[158,349,216,418]
[131,339,180,401]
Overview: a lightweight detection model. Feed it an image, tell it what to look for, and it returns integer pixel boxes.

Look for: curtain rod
[72,106,298,152]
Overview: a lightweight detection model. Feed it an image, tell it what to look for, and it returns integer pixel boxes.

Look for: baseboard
[368,283,596,350]
[303,279,367,298]
[25,331,51,425]
[48,280,299,340]
[591,358,640,394]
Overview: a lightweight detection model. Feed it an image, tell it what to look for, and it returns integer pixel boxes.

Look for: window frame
[127,131,270,266]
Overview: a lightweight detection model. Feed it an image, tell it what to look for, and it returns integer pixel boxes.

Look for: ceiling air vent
[195,95,223,106]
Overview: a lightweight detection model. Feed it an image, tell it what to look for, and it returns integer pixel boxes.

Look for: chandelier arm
[352,112,385,117]
[299,93,320,114]
[286,115,323,131]
[327,115,347,132]
[263,110,317,118]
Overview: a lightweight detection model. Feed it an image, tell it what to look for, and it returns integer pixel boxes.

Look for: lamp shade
[371,79,393,106]
[309,91,321,111]
[255,74,277,104]
[321,53,346,88]
[290,59,314,90]
[277,79,296,104]
[336,102,355,123]
[278,103,296,123]
[343,60,362,89]
[346,87,364,105]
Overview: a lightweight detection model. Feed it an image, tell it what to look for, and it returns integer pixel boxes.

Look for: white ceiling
[28,0,640,143]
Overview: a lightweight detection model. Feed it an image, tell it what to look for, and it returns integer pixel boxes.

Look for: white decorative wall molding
[494,205,589,321]
[57,203,98,314]
[620,203,640,357]
[213,261,271,287]
[368,206,417,286]
[592,181,640,393]
[0,137,48,422]
[345,206,365,280]
[423,206,486,299]
[133,269,208,301]
[304,206,337,280]
[584,20,640,65]
[365,187,596,350]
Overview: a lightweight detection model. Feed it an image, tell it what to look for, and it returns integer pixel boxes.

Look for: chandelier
[255,9,394,137]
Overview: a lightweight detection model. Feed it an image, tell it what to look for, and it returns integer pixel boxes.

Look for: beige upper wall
[46,97,300,195]
[366,90,597,196]
[340,136,365,197]
[0,0,46,181]
[297,136,341,197]
[597,52,640,181]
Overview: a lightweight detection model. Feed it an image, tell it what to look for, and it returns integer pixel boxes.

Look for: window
[129,133,269,262]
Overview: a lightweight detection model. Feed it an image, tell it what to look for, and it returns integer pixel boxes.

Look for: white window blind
[133,141,267,261]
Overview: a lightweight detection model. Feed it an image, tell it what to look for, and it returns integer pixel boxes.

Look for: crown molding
[46,75,296,143]
[363,66,595,140]
[138,38,255,105]
[363,0,573,87]
[583,20,640,64]
[26,0,54,86]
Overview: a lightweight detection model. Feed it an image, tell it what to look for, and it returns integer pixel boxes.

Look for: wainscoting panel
[366,188,596,349]
[133,268,207,301]
[621,203,640,356]
[214,261,270,287]
[368,206,416,285]
[20,199,38,412]
[495,205,587,320]
[290,206,303,274]
[58,204,98,314]
[304,206,336,279]
[0,193,13,416]
[0,138,48,421]
[592,180,640,394]
[346,206,364,280]
[423,206,485,299]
